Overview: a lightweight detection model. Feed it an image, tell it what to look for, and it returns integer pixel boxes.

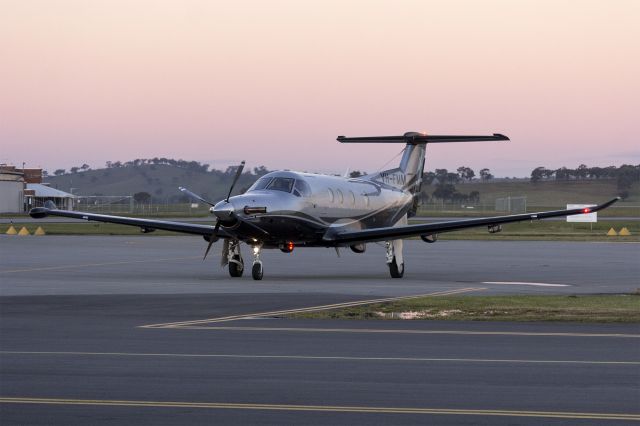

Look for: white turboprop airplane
[30,132,619,280]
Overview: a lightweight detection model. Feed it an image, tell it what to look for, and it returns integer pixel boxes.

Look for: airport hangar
[0,165,74,213]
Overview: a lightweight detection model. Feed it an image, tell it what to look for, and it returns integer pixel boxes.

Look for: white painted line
[482,281,570,287]
[1,351,637,365]
[141,287,485,328]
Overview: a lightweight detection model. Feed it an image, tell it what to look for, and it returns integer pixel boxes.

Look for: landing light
[253,246,260,254]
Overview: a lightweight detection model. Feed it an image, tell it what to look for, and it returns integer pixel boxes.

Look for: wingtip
[29,207,49,219]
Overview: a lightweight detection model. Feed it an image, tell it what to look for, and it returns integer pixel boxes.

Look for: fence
[495,196,527,213]
[74,196,211,216]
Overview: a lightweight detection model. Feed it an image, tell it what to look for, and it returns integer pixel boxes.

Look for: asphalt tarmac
[1,236,639,425]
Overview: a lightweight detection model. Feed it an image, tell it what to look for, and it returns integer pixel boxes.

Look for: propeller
[202,161,246,261]
[179,187,215,207]
[225,161,245,202]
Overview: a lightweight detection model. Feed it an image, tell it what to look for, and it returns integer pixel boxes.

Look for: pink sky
[1,0,638,176]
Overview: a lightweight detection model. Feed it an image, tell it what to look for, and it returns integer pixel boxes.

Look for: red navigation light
[280,241,295,253]
[582,208,591,214]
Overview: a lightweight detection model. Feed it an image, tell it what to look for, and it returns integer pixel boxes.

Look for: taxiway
[0,236,638,425]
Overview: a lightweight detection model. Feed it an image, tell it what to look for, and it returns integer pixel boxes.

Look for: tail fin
[338,132,508,216]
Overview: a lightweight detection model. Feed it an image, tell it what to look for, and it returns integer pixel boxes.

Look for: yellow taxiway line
[140,287,485,328]
[1,351,637,365]
[0,397,638,421]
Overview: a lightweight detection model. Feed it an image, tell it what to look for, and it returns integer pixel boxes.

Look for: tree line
[531,164,639,197]
[50,158,272,178]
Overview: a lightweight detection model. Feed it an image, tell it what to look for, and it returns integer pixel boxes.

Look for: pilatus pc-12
[30,132,619,280]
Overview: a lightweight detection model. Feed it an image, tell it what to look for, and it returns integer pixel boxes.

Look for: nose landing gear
[251,245,263,280]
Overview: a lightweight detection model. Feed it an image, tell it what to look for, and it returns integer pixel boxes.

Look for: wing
[324,197,620,245]
[29,205,230,238]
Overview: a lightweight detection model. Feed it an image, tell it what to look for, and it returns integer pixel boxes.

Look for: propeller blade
[179,187,215,207]
[203,237,215,261]
[225,161,245,202]
[203,220,222,261]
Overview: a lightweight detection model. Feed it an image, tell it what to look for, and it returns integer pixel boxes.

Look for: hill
[46,164,262,203]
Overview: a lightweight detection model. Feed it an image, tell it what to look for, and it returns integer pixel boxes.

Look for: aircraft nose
[212,200,235,221]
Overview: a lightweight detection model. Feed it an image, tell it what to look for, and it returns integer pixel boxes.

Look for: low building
[26,183,75,210]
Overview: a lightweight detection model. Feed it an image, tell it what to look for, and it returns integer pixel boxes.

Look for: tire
[252,262,263,280]
[228,255,244,277]
[388,256,404,278]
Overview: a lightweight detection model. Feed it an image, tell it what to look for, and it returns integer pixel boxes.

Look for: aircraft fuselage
[218,171,413,248]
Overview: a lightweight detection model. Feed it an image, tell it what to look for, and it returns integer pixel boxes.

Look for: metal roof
[26,184,76,198]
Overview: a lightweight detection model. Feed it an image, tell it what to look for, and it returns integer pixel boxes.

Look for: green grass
[289,294,640,323]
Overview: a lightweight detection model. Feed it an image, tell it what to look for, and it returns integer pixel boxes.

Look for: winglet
[44,200,58,210]
[592,197,621,212]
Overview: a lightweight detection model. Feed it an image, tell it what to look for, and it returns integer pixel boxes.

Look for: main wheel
[228,255,244,277]
[252,262,263,280]
[388,256,404,278]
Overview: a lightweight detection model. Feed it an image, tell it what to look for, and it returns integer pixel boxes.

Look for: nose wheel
[251,245,264,280]
[252,261,263,280]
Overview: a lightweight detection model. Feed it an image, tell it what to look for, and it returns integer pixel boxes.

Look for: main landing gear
[386,240,404,278]
[227,239,244,278]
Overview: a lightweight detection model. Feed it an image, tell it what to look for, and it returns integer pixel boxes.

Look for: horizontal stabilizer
[337,133,509,144]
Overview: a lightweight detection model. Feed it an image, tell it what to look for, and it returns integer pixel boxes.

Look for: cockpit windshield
[248,177,272,192]
[247,176,295,193]
[267,177,294,192]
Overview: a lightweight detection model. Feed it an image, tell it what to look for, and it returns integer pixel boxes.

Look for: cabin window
[248,177,272,191]
[364,194,370,207]
[348,190,356,205]
[327,188,335,202]
[336,189,344,204]
[293,179,312,197]
[266,177,295,193]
